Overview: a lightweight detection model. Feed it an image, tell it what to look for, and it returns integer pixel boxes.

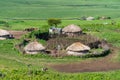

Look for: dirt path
[7,31,120,73]
[9,30,28,39]
[50,45,120,73]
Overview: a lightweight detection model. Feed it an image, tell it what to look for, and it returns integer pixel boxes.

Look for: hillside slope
[0,0,120,19]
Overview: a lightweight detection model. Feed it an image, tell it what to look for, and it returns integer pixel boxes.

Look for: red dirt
[9,30,28,39]
[50,46,120,73]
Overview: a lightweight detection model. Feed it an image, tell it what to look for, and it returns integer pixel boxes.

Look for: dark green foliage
[97,16,101,20]
[97,16,111,20]
[0,20,10,28]
[20,39,29,46]
[0,71,5,78]
[28,30,41,39]
[27,29,49,40]
[81,16,87,20]
[14,20,25,23]
[83,50,110,58]
[4,23,10,28]
[48,18,61,26]
[106,16,111,19]
[0,21,7,24]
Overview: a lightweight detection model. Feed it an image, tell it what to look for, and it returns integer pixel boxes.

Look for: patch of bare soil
[114,29,120,33]
[50,46,120,73]
[8,30,28,39]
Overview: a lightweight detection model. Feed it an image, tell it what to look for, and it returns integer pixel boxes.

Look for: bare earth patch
[8,31,120,73]
[8,30,27,39]
[50,46,120,73]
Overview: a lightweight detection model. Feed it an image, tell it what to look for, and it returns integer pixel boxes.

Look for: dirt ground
[8,31,120,73]
[50,46,120,73]
[8,30,28,39]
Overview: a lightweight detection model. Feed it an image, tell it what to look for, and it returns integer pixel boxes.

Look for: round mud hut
[24,41,46,54]
[0,29,12,40]
[86,16,94,21]
[62,24,82,37]
[66,42,90,56]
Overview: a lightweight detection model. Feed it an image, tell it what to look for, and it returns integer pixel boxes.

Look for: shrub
[47,18,61,27]
[4,23,10,27]
[0,20,10,27]
[0,71,5,78]
[27,29,49,40]
[106,16,111,19]
[81,16,86,20]
[0,20,7,24]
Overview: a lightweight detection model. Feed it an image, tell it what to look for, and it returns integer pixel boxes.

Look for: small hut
[99,16,107,20]
[62,24,82,37]
[66,42,90,56]
[86,16,94,21]
[0,29,12,40]
[49,26,62,37]
[24,41,45,54]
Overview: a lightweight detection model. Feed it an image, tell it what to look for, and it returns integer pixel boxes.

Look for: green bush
[0,20,7,24]
[0,20,10,27]
[26,29,49,40]
[47,18,61,27]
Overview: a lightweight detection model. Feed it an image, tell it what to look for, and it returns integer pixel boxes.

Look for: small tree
[47,18,61,27]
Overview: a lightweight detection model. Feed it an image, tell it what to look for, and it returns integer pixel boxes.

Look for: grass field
[0,0,120,80]
[0,19,120,79]
[0,0,120,19]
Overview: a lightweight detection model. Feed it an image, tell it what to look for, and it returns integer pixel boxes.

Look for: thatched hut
[66,42,90,56]
[62,24,82,37]
[24,41,45,54]
[86,16,94,21]
[98,16,111,20]
[0,29,12,40]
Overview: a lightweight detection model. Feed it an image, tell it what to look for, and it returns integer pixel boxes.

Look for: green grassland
[0,19,120,79]
[0,0,120,19]
[0,0,120,80]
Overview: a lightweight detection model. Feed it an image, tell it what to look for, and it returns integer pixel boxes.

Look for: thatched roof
[86,16,94,21]
[62,24,82,33]
[0,29,10,36]
[0,37,6,40]
[66,42,90,52]
[99,16,106,20]
[24,41,45,54]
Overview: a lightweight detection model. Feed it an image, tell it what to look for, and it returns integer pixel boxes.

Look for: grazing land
[0,0,120,80]
[0,19,120,80]
[0,0,120,19]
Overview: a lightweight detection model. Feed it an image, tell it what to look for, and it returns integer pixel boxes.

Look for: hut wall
[67,50,88,56]
[0,35,13,39]
[0,37,6,40]
[64,31,82,37]
[25,50,45,54]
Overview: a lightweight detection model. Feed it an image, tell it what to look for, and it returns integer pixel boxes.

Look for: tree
[47,18,61,27]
